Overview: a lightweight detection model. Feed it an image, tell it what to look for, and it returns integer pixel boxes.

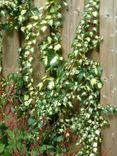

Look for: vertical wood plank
[100,0,113,105]
[62,0,84,59]
[111,0,117,155]
[3,31,19,77]
[100,0,117,155]
[33,0,45,83]
[62,1,85,154]
[34,0,45,7]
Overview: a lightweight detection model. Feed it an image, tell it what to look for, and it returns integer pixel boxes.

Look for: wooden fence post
[62,0,84,59]
[32,0,45,84]
[100,0,117,155]
[3,31,19,77]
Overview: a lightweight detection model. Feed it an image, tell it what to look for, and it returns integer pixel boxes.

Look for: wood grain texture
[33,0,45,7]
[3,31,19,77]
[33,0,45,84]
[100,0,117,155]
[62,0,84,59]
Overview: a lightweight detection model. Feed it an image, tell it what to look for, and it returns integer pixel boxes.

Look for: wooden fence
[100,1,117,156]
[2,0,117,155]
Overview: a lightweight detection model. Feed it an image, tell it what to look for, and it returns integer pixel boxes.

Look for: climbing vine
[0,0,117,155]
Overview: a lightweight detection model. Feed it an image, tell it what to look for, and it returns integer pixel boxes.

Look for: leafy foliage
[0,0,117,155]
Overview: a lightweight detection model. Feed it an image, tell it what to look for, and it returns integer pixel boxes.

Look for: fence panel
[62,0,84,59]
[2,0,117,155]
[100,0,117,155]
[3,31,19,77]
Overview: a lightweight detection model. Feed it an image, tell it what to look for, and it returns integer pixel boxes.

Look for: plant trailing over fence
[0,0,117,155]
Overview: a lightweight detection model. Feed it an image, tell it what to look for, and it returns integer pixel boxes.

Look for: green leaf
[7,130,15,139]
[90,78,97,85]
[92,11,98,17]
[3,150,11,156]
[50,56,58,66]
[21,10,27,15]
[24,95,29,101]
[27,24,33,30]
[97,82,102,89]
[41,20,47,25]
[54,44,61,51]
[0,143,5,153]
[47,36,52,43]
[39,145,54,152]
[77,73,83,82]
[50,7,57,13]
[41,26,47,32]
[28,118,35,126]
[56,136,64,142]
[48,19,53,26]
[30,15,38,20]
[31,150,38,156]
